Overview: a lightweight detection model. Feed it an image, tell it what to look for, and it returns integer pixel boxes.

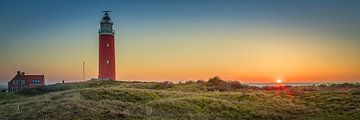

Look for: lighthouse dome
[103,16,111,20]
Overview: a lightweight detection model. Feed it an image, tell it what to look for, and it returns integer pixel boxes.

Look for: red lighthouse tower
[98,11,116,80]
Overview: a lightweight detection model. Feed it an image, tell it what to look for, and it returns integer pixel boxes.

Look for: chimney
[17,71,21,75]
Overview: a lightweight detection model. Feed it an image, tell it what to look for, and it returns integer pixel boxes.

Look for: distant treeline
[153,76,360,91]
[6,77,360,95]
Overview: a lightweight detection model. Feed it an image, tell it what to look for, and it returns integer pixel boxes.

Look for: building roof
[9,71,44,82]
[24,75,44,77]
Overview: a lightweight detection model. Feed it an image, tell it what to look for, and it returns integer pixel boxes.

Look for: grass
[0,79,359,119]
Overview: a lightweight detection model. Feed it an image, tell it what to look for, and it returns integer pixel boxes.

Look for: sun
[276,79,282,83]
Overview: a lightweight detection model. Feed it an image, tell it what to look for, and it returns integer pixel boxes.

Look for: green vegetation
[0,77,359,119]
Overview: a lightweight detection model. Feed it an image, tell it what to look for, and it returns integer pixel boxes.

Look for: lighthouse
[98,11,116,80]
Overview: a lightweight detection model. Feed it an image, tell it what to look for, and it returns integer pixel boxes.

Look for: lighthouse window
[106,43,109,47]
[106,60,110,64]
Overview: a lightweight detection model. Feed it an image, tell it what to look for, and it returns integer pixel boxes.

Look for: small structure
[8,71,45,92]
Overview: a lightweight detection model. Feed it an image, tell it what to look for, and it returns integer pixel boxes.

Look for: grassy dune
[0,80,359,120]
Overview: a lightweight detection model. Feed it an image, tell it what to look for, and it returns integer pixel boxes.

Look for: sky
[0,0,360,84]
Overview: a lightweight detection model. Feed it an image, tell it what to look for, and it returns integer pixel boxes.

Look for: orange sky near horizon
[1,23,359,84]
[2,1,360,84]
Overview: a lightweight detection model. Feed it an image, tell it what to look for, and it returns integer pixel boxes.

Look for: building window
[21,80,25,84]
[106,43,109,47]
[13,80,18,84]
[32,80,40,84]
[106,60,110,64]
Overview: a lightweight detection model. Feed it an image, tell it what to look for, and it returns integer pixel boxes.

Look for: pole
[83,61,85,80]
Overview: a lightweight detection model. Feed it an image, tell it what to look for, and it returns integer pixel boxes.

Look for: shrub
[228,81,243,89]
[17,87,48,95]
[207,76,224,86]
[317,84,329,87]
[184,80,194,84]
[351,90,360,95]
[207,76,231,91]
[330,83,360,88]
[196,80,205,83]
[151,81,174,90]
[206,77,249,91]
[302,87,317,91]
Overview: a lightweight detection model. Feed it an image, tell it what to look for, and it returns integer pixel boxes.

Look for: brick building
[8,71,45,92]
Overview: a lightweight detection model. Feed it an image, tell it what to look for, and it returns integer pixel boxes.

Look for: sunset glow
[0,1,360,84]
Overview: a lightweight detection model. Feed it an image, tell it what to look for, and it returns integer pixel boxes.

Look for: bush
[207,76,224,86]
[330,83,360,88]
[184,80,194,84]
[196,80,205,83]
[151,81,174,90]
[207,77,231,91]
[351,90,360,95]
[228,81,244,89]
[17,87,48,95]
[206,77,249,91]
[1,89,6,92]
[302,87,317,91]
